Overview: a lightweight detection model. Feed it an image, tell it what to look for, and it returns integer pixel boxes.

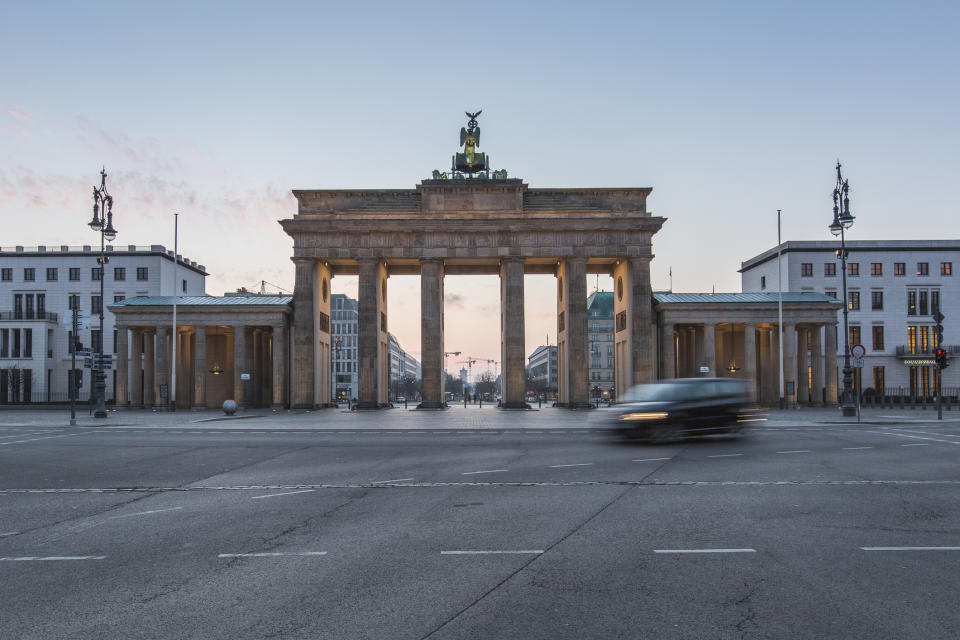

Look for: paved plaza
[1,406,959,639]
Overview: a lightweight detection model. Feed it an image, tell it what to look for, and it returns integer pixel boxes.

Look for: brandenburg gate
[280,113,664,409]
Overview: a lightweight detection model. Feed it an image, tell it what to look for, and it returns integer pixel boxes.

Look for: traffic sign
[851,357,864,368]
[851,344,866,359]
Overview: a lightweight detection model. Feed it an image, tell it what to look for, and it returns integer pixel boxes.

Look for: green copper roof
[654,292,840,304]
[111,295,293,307]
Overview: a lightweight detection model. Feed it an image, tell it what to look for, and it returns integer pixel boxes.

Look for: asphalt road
[1,408,959,639]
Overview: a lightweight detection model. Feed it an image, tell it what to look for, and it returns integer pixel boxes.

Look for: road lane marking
[708,454,743,458]
[0,556,106,561]
[863,430,960,446]
[0,532,19,537]
[371,478,414,484]
[549,463,593,468]
[251,489,316,500]
[0,432,91,446]
[776,450,812,454]
[109,507,183,519]
[632,457,672,462]
[901,443,929,447]
[861,547,960,551]
[462,469,508,475]
[441,550,543,555]
[218,552,327,558]
[843,447,873,450]
[654,549,756,554]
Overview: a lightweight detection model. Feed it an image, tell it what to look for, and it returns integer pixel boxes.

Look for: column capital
[419,257,444,265]
[500,257,525,265]
[291,257,315,266]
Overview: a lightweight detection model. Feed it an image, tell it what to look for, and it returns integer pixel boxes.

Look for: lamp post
[829,161,856,417]
[332,335,342,405]
[88,168,117,419]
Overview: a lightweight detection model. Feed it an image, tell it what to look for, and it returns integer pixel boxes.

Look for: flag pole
[778,209,785,410]
[171,213,178,411]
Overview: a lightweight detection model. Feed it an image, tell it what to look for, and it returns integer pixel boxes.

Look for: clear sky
[2,0,957,370]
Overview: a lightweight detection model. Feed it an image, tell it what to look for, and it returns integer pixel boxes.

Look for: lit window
[894,263,905,277]
[917,262,929,276]
[824,263,836,277]
[942,262,953,276]
[870,263,882,276]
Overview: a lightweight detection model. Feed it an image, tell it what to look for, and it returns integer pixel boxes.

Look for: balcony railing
[895,345,960,357]
[0,311,59,322]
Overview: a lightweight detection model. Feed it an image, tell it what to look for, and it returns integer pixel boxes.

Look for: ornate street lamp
[89,167,117,418]
[829,161,856,417]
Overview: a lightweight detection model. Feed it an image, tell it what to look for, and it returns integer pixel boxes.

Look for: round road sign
[851,344,866,359]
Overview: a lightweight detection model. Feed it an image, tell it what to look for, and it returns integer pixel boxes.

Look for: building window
[68,294,80,311]
[801,263,813,277]
[13,294,22,319]
[942,262,953,276]
[69,267,80,281]
[23,329,32,358]
[113,295,125,303]
[182,279,187,293]
[136,267,149,281]
[873,366,885,393]
[760,276,766,289]
[0,328,7,357]
[23,268,35,281]
[92,267,102,281]
[848,291,860,311]
[37,294,44,316]
[12,328,21,357]
[46,267,58,281]
[824,263,836,277]
[932,290,940,314]
[825,290,837,299]
[91,296,102,315]
[870,263,882,276]
[848,263,859,277]
[849,326,861,347]
[872,326,884,351]
[91,330,102,353]
[0,268,11,281]
[907,290,916,315]
[919,291,928,316]
[894,262,905,276]
[114,267,125,281]
[917,262,929,276]
[871,291,883,310]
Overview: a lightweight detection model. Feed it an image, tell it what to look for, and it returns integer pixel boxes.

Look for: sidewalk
[2,403,957,430]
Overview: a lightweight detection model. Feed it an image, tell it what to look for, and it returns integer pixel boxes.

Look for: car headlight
[619,411,668,421]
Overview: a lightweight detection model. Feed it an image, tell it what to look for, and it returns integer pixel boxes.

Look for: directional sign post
[850,344,866,423]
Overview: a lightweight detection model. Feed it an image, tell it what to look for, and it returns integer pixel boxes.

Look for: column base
[270,403,286,411]
[354,401,391,410]
[191,405,208,411]
[565,402,595,410]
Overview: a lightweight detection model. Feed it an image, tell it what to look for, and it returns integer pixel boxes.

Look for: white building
[526,344,558,395]
[0,244,207,404]
[388,332,422,400]
[587,291,615,396]
[740,240,957,398]
[331,293,359,403]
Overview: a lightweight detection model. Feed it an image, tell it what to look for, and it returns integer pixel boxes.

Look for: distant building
[0,244,206,404]
[331,294,358,402]
[526,344,558,395]
[740,240,958,397]
[587,291,615,397]
[388,332,421,399]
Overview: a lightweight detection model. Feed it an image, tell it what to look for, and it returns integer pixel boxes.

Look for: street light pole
[88,168,117,419]
[829,161,856,417]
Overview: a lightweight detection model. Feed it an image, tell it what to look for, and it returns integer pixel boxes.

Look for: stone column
[661,323,676,380]
[556,258,588,408]
[825,322,839,405]
[418,259,445,408]
[500,258,529,408]
[272,324,286,409]
[193,327,207,409]
[154,328,168,409]
[783,323,797,408]
[291,258,315,408]
[797,328,810,404]
[233,326,246,407]
[115,327,128,408]
[130,329,143,407]
[613,256,655,394]
[702,323,716,376]
[743,323,757,401]
[143,331,155,407]
[811,326,824,406]
[357,258,388,408]
[252,328,262,406]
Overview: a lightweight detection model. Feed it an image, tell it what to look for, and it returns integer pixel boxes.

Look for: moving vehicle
[601,378,757,441]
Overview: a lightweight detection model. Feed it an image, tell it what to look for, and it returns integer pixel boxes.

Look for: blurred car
[600,378,758,441]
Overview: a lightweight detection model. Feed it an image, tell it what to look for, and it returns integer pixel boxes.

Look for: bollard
[479,397,482,408]
[538,396,542,408]
[404,398,408,409]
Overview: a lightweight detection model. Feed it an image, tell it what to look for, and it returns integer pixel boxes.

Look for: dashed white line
[0,432,91,446]
[0,556,106,561]
[462,469,508,475]
[862,547,960,551]
[251,489,316,500]
[901,443,930,447]
[708,454,743,458]
[776,450,812,454]
[0,531,19,537]
[654,548,756,554]
[843,447,873,450]
[370,478,414,484]
[632,457,672,462]
[441,550,543,555]
[549,463,593,468]
[109,506,183,519]
[218,552,327,558]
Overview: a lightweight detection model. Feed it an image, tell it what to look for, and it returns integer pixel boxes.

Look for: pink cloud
[8,106,33,123]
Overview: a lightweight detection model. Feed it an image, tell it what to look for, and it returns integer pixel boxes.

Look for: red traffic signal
[936,348,949,369]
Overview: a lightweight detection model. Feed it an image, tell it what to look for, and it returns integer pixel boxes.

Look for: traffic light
[936,348,949,370]
[933,309,945,347]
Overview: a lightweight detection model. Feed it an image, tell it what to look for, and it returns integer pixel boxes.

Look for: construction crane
[484,359,499,378]
[458,357,478,378]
